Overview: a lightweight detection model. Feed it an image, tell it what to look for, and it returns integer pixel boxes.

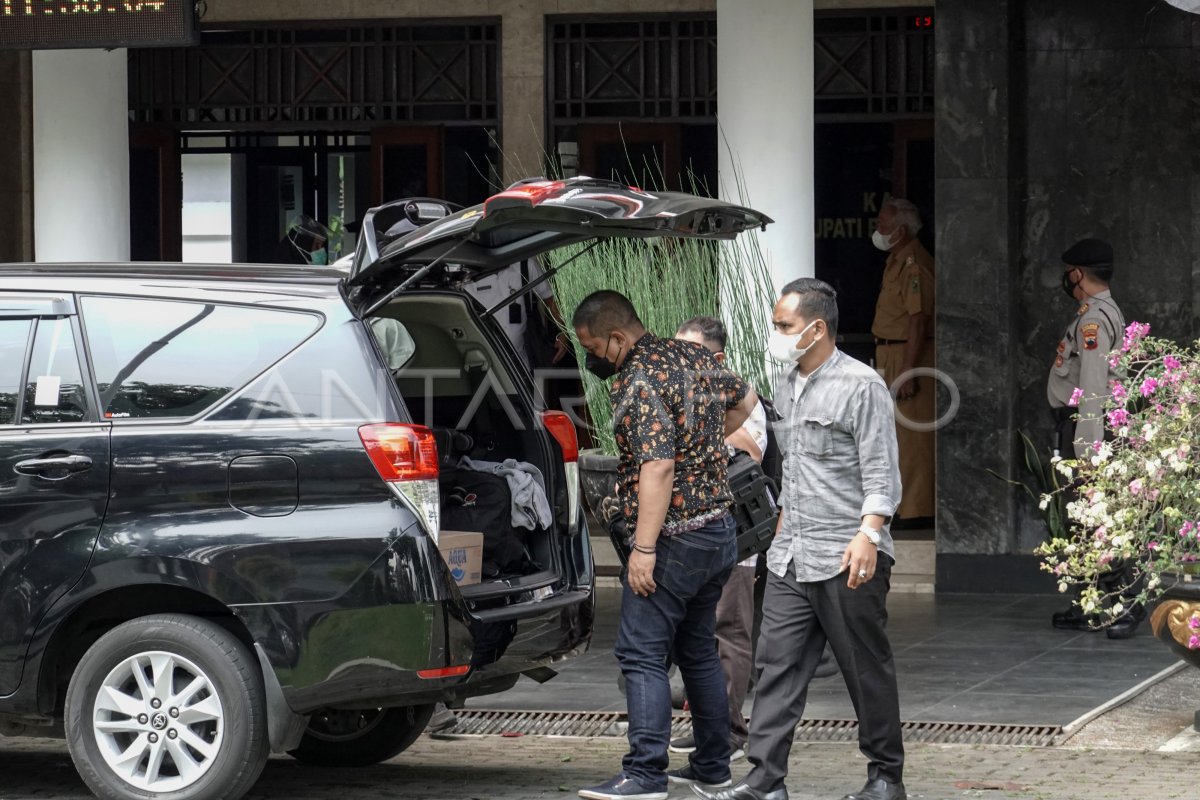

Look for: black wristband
[632,543,656,555]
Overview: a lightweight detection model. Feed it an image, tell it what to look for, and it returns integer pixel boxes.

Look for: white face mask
[871,228,897,252]
[769,320,819,363]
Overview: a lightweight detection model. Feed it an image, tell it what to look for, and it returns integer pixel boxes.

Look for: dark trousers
[614,516,737,791]
[715,564,756,743]
[744,561,904,792]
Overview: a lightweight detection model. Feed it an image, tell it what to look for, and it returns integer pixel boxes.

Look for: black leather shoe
[1051,606,1095,631]
[690,781,789,800]
[841,777,907,800]
[1105,606,1146,639]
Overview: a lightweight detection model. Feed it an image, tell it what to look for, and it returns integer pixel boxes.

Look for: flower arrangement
[1037,321,1200,641]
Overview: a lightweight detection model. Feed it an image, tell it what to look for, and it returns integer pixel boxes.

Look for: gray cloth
[457,456,552,530]
[769,349,901,583]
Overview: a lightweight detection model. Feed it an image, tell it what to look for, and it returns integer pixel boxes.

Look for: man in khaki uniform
[1046,238,1142,639]
[870,199,935,525]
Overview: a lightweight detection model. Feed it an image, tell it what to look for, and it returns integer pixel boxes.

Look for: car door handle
[14,455,94,479]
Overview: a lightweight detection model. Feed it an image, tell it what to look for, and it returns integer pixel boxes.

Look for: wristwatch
[857,526,881,546]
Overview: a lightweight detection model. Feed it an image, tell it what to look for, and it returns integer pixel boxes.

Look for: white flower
[1112,602,1124,616]
[1055,461,1075,480]
[1145,458,1162,476]
[1058,581,1069,594]
[1038,495,1051,511]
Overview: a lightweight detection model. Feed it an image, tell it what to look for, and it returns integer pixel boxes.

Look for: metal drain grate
[446,711,1062,747]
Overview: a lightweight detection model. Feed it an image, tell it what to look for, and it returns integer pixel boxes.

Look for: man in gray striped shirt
[695,278,905,800]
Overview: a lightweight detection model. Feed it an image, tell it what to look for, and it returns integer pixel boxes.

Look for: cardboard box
[438,531,483,586]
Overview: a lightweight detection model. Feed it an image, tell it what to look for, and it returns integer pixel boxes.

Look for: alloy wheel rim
[91,651,225,793]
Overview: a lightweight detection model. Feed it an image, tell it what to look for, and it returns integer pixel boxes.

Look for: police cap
[1061,238,1113,270]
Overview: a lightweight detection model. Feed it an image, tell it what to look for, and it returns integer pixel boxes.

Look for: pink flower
[1149,489,1161,502]
[1148,541,1160,551]
[1108,353,1122,369]
[1188,615,1200,631]
[1190,635,1200,650]
[1122,321,1151,352]
[1164,355,1182,371]
[1107,408,1130,427]
[1129,479,1142,496]
[1068,387,1084,407]
[1140,377,1159,397]
[1112,382,1128,402]
[1184,521,1198,538]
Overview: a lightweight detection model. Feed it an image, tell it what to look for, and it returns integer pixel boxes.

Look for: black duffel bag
[440,467,530,578]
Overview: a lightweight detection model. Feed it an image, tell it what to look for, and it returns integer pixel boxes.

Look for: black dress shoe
[1105,606,1146,639]
[841,777,907,800]
[1051,606,1095,631]
[690,781,789,800]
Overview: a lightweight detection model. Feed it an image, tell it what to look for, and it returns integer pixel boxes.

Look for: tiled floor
[470,587,1179,726]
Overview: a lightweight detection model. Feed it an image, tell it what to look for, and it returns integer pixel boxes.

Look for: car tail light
[541,411,578,462]
[542,411,581,534]
[417,664,471,680]
[359,423,441,543]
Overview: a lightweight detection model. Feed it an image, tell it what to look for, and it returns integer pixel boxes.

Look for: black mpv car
[0,178,769,800]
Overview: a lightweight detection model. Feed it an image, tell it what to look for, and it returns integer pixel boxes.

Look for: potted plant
[1037,322,1200,663]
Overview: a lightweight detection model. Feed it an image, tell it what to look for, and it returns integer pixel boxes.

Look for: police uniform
[1047,238,1142,638]
[871,238,935,521]
[1046,289,1124,459]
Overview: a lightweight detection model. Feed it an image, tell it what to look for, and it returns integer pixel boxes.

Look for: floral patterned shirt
[611,333,750,534]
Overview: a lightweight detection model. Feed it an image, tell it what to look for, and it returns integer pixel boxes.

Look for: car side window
[21,318,90,425]
[0,318,32,425]
[81,296,320,420]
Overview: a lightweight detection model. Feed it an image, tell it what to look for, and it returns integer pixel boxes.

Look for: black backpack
[440,467,531,578]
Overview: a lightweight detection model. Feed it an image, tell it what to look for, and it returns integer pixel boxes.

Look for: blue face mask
[310,249,328,266]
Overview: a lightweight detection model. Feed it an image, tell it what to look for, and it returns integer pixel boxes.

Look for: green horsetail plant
[550,222,775,456]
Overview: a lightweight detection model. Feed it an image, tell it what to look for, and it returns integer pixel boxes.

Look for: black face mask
[1061,269,1082,300]
[585,336,619,380]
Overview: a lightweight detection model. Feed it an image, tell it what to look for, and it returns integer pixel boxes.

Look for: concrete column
[716,0,815,293]
[32,49,130,262]
[497,2,549,186]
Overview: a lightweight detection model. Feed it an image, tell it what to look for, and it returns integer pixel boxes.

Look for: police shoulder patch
[1080,321,1100,350]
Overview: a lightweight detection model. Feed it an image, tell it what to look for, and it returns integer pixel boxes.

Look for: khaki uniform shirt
[1046,289,1125,459]
[871,239,935,341]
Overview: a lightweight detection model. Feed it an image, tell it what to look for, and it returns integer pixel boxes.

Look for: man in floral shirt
[573,290,757,800]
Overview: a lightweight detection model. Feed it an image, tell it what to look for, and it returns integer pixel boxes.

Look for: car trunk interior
[370,293,566,604]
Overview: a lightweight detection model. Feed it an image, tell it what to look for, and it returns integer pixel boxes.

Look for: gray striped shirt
[768,349,902,582]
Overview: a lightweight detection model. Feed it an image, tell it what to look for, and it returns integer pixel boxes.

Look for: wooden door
[371,126,444,204]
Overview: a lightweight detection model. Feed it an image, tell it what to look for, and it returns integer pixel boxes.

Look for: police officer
[1047,238,1142,639]
[870,198,935,526]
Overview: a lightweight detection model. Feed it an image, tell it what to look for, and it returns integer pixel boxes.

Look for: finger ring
[857,569,867,578]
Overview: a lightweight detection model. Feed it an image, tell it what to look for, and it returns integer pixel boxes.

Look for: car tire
[65,614,269,800]
[288,705,435,767]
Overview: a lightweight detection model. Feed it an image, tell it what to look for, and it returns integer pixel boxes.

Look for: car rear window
[81,296,320,420]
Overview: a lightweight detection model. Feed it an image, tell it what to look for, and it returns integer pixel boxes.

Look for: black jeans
[744,560,904,792]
